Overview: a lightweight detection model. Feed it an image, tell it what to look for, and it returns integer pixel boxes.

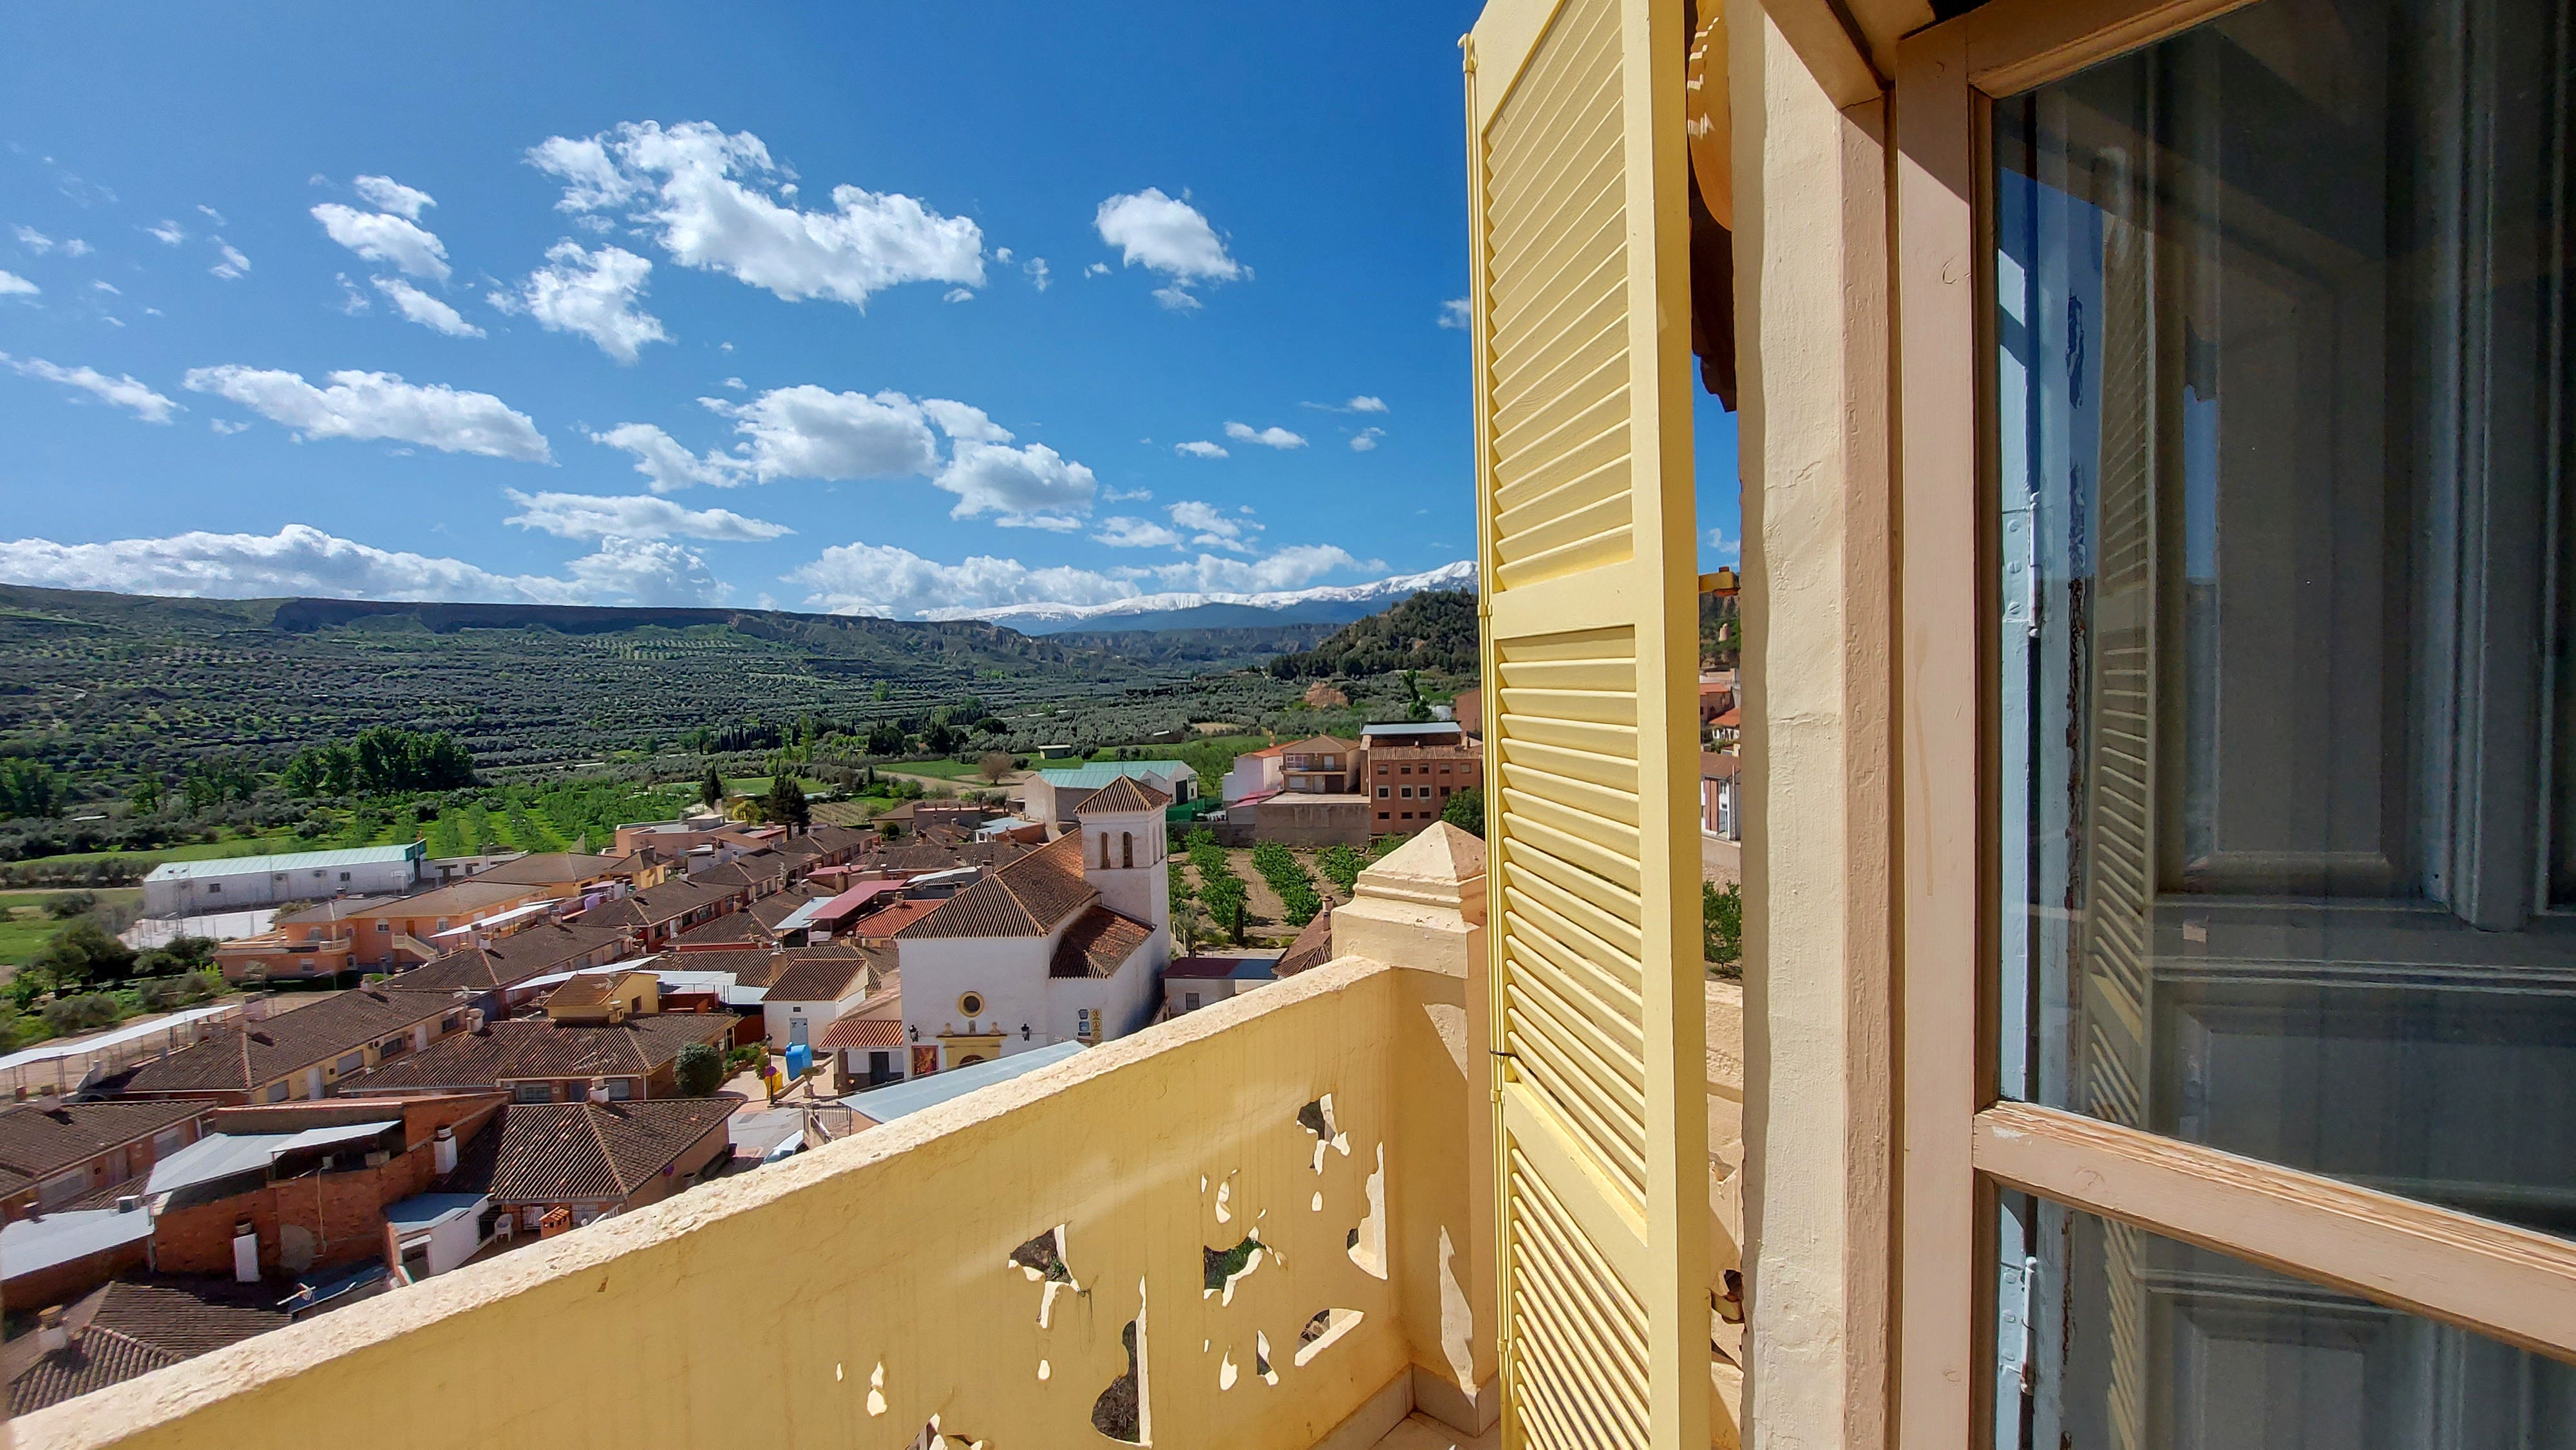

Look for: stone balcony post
[1327,824,1499,1441]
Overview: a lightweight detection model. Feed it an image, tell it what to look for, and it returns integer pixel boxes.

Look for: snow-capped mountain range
[935,560,1477,636]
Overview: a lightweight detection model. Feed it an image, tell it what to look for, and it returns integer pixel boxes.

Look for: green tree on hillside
[1269,589,1479,679]
[764,773,811,831]
[700,764,726,810]
[1402,670,1434,723]
[1,758,63,820]
[280,727,475,797]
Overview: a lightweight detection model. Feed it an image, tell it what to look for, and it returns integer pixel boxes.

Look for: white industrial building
[141,843,426,916]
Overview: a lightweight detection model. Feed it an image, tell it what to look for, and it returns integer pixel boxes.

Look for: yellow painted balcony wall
[15,947,1495,1450]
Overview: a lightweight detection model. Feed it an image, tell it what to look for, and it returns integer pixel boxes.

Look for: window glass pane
[1993,1192,2576,1450]
[1993,0,2576,1235]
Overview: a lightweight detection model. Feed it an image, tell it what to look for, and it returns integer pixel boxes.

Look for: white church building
[889,775,1171,1073]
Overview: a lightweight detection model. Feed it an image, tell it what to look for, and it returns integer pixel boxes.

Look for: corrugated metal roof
[0,1206,155,1279]
[143,843,422,883]
[384,1192,488,1233]
[841,1042,1086,1126]
[144,1121,400,1197]
[1037,761,1196,790]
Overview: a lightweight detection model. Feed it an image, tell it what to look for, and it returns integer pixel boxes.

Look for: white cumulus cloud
[0,524,722,607]
[592,422,746,493]
[12,226,52,254]
[1224,421,1307,450]
[489,241,667,362]
[372,277,484,337]
[1173,440,1227,459]
[1093,516,1182,549]
[1167,499,1261,553]
[1350,427,1384,452]
[310,204,443,281]
[603,383,1101,527]
[935,439,1096,523]
[180,366,550,461]
[0,271,36,297]
[209,240,252,280]
[786,538,1371,620]
[1,353,178,422]
[145,220,186,246]
[351,174,435,220]
[503,489,789,542]
[1094,189,1243,312]
[1439,297,1472,330]
[527,120,985,310]
[707,384,940,482]
[1707,525,1743,566]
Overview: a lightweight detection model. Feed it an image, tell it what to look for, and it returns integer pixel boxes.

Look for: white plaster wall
[896,936,1055,1054]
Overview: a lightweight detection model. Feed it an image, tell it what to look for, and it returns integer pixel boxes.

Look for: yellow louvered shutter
[1465,0,1707,1445]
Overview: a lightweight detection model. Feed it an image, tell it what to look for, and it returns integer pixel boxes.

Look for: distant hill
[1267,589,1480,679]
[1050,621,1342,664]
[955,560,1477,634]
[0,584,1287,782]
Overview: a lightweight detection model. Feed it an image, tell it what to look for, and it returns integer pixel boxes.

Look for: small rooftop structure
[1358,722,1468,744]
[144,1120,401,1201]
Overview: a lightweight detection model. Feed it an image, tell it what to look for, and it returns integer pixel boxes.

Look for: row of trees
[278,726,477,798]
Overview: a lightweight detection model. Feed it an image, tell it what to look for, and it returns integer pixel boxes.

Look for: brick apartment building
[147,1095,506,1283]
[1359,722,1482,835]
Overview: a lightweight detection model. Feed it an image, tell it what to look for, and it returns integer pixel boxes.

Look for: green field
[0,889,144,967]
[880,758,1018,783]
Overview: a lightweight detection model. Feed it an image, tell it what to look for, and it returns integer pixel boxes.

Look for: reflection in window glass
[1992,0,2576,1236]
[1993,1192,2576,1450]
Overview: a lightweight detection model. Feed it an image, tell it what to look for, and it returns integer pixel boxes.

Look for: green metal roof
[1037,761,1197,790]
[143,842,423,883]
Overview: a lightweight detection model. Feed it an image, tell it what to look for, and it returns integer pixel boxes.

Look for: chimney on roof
[232,1220,260,1283]
[433,1124,458,1175]
[587,1078,611,1105]
[35,1306,67,1353]
[466,1008,488,1034]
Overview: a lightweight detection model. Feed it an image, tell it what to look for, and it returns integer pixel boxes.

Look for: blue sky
[0,3,1739,619]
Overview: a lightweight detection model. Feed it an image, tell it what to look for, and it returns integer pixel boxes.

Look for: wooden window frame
[1890,0,2576,1446]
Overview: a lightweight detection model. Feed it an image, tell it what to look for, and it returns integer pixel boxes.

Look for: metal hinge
[1998,1254,2039,1397]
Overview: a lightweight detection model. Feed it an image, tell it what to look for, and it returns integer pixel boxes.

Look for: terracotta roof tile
[817,1017,903,1051]
[446,1096,739,1205]
[1075,775,1172,814]
[897,834,1095,941]
[459,852,645,887]
[115,991,448,1097]
[386,922,630,995]
[764,948,886,1004]
[1276,910,1334,977]
[0,1100,214,1182]
[1048,905,1155,979]
[573,877,736,931]
[7,1277,289,1413]
[346,1015,732,1093]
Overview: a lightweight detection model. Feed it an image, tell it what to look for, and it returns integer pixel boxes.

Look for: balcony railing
[13,833,1511,1450]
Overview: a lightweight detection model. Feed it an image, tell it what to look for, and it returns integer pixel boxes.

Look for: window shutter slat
[1468,0,1709,1444]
